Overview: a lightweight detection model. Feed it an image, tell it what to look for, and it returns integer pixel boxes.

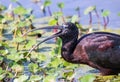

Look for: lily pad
[79,74,96,82]
[101,10,110,17]
[14,6,27,15]
[58,2,64,9]
[84,6,96,15]
[44,0,51,7]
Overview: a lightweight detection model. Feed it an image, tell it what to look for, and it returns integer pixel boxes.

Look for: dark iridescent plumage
[25,22,120,75]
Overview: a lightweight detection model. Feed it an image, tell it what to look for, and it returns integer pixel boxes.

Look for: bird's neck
[61,38,78,63]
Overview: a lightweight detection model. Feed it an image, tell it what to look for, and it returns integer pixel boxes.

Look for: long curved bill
[24,26,63,56]
[22,26,62,36]
[27,31,62,55]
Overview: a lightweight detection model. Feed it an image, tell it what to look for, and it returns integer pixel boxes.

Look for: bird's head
[58,22,79,40]
[23,22,78,41]
[23,22,79,53]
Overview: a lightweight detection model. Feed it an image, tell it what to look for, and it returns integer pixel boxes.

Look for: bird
[23,22,120,75]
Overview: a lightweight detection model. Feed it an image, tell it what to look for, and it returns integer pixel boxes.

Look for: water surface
[0,0,120,28]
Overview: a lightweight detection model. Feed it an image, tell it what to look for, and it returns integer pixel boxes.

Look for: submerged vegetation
[0,0,120,82]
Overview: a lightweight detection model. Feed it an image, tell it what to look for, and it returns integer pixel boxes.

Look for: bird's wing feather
[84,33,120,52]
[88,35,114,51]
[82,33,120,68]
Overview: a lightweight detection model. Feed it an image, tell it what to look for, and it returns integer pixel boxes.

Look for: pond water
[1,1,119,80]
[0,0,120,28]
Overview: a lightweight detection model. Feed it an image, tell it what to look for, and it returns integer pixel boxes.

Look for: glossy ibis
[24,22,120,75]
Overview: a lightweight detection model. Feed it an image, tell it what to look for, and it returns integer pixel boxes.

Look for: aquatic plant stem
[60,8,65,23]
[103,16,109,30]
[0,24,3,37]
[5,66,8,71]
[14,71,18,78]
[94,9,100,27]
[16,43,19,52]
[106,16,109,26]
[89,12,92,29]
[47,6,52,16]
[13,28,17,39]
[78,11,80,19]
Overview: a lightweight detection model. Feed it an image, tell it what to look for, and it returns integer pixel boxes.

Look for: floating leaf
[43,75,55,82]
[56,38,62,47]
[7,53,24,62]
[79,74,96,82]
[26,8,33,14]
[0,67,5,74]
[11,0,18,2]
[29,75,42,81]
[44,0,51,7]
[101,10,110,17]
[118,12,120,16]
[58,2,64,9]
[17,20,31,28]
[25,40,36,49]
[63,70,74,79]
[0,15,4,23]
[0,73,6,80]
[14,37,25,43]
[28,63,38,73]
[84,6,96,15]
[11,64,23,72]
[14,6,27,15]
[18,21,27,27]
[0,4,7,11]
[53,38,62,55]
[0,42,9,48]
[14,75,28,82]
[95,75,117,82]
[49,19,57,25]
[30,53,38,60]
[0,56,3,62]
[0,42,9,55]
[0,49,9,55]
[50,57,61,68]
[37,54,47,61]
[53,12,63,17]
[71,15,79,23]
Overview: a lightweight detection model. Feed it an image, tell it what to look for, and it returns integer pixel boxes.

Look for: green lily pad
[7,53,24,62]
[44,0,51,7]
[84,6,96,15]
[29,75,42,81]
[58,2,64,9]
[28,63,38,73]
[79,74,96,82]
[14,75,29,82]
[101,10,110,17]
[14,6,27,15]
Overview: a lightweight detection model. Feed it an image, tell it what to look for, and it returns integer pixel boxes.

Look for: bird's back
[77,32,120,69]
